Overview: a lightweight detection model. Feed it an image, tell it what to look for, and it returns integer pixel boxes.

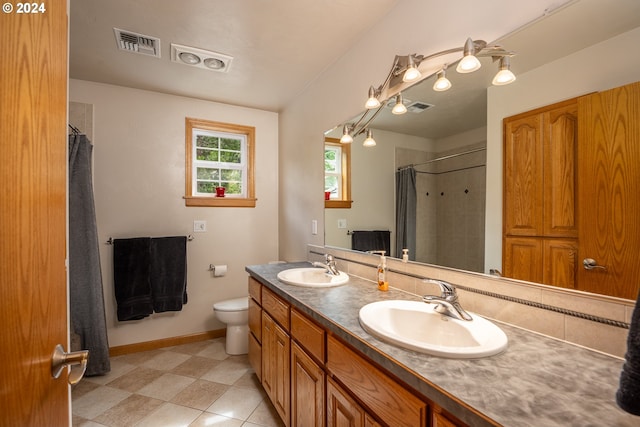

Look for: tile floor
[72,338,285,427]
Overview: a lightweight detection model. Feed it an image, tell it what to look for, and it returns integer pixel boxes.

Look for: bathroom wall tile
[541,289,631,323]
[565,316,628,358]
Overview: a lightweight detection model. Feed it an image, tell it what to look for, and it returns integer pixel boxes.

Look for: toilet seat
[213,297,248,312]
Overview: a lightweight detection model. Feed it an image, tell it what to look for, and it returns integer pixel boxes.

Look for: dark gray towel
[352,230,391,255]
[150,236,187,312]
[617,291,640,415]
[113,238,153,321]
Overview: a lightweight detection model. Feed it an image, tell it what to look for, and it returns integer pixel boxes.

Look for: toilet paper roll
[212,264,227,277]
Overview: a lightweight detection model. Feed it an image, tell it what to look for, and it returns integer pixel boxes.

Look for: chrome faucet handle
[423,279,456,299]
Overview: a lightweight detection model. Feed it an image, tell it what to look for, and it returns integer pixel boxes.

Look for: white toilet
[213,297,249,355]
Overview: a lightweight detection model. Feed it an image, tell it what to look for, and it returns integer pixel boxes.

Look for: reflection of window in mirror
[324,137,352,208]
[184,117,256,207]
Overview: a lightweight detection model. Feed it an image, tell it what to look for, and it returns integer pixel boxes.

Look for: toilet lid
[213,297,248,312]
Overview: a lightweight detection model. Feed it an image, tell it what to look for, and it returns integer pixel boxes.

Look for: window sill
[184,196,257,208]
[325,200,352,209]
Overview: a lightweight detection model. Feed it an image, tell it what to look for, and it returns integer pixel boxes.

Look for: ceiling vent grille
[406,101,434,113]
[113,28,161,58]
[171,43,233,73]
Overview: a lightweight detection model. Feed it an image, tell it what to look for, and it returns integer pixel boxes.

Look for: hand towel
[150,236,187,313]
[352,230,391,255]
[113,237,153,321]
[617,291,640,415]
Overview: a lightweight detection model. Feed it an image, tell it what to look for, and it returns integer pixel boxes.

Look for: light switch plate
[193,220,207,232]
[338,219,347,229]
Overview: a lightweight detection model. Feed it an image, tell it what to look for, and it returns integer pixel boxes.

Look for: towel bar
[106,235,194,245]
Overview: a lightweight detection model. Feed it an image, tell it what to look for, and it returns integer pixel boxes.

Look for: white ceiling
[69,0,400,112]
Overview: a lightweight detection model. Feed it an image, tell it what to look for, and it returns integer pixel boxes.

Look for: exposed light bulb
[456,38,481,73]
[433,69,451,91]
[403,56,421,82]
[492,57,516,86]
[392,94,407,115]
[365,86,381,109]
[340,125,353,144]
[363,129,376,147]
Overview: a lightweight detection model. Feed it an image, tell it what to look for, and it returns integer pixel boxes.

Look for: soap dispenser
[376,252,389,292]
[402,248,409,263]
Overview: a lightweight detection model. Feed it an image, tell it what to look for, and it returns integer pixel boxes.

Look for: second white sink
[277,267,349,288]
[359,300,508,359]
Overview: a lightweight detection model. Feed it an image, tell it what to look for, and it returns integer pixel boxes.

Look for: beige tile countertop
[246,262,639,427]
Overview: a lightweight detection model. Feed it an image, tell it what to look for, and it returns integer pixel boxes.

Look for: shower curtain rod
[397,147,486,171]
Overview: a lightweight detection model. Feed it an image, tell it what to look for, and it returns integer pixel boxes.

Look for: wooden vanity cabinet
[248,277,467,427]
[503,99,578,288]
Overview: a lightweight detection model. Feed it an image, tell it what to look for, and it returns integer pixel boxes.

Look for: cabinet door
[504,112,543,236]
[327,377,365,427]
[542,239,577,289]
[291,342,325,427]
[543,103,578,237]
[503,237,543,283]
[262,312,290,426]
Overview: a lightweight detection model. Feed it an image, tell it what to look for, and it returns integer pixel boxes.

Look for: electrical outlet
[193,220,207,232]
[311,219,318,235]
[338,219,347,229]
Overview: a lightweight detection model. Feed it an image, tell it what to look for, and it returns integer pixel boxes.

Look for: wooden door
[503,237,543,283]
[291,342,325,427]
[577,82,640,300]
[0,2,69,426]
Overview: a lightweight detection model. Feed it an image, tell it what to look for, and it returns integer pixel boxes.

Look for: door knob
[51,344,89,385]
[583,258,607,271]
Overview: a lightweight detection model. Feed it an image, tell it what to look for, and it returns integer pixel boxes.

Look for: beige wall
[484,26,640,272]
[70,79,278,347]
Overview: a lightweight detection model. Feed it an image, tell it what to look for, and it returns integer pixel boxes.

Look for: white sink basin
[359,300,508,359]
[277,268,349,288]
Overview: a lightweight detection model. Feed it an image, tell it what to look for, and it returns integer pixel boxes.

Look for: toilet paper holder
[209,264,227,277]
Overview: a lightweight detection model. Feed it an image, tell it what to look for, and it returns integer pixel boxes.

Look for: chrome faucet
[312,254,340,275]
[422,279,472,321]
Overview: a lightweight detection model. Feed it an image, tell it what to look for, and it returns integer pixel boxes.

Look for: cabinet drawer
[248,332,262,381]
[327,336,427,427]
[291,308,325,364]
[262,287,290,330]
[249,297,262,342]
[249,276,262,304]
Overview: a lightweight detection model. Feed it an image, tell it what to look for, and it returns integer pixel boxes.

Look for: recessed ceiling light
[171,43,233,73]
[179,52,201,65]
[204,58,225,70]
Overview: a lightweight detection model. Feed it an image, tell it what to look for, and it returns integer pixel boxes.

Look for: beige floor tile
[137,372,196,401]
[72,380,101,399]
[189,412,243,427]
[135,402,201,427]
[143,350,192,371]
[246,400,286,427]
[165,340,217,355]
[83,358,136,386]
[113,349,164,366]
[93,394,163,427]
[201,357,250,385]
[233,371,262,390]
[106,366,164,393]
[196,339,229,360]
[170,379,229,410]
[171,355,221,378]
[72,386,131,420]
[205,386,264,420]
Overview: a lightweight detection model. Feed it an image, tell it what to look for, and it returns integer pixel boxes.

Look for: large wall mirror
[325,0,640,299]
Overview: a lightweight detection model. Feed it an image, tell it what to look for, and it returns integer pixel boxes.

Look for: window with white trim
[324,138,352,208]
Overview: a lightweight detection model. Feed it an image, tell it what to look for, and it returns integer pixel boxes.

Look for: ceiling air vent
[171,43,233,73]
[406,101,434,113]
[113,28,161,58]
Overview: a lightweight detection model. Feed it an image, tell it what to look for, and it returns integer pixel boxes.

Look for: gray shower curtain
[69,133,110,376]
[395,167,417,259]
